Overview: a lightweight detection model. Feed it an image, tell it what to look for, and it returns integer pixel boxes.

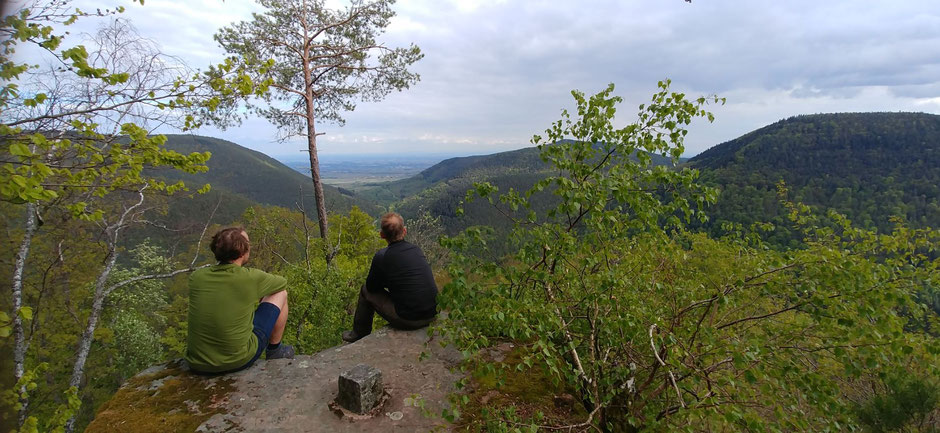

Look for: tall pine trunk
[302,45,333,265]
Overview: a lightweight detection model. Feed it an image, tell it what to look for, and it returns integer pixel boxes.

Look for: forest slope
[158,135,378,213]
[356,146,547,205]
[689,112,940,246]
[361,142,676,235]
[124,135,381,249]
[355,113,940,250]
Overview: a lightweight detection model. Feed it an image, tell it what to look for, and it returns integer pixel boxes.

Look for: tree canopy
[215,0,422,262]
[439,83,940,431]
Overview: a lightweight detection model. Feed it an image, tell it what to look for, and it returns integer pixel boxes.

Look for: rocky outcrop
[85,327,463,432]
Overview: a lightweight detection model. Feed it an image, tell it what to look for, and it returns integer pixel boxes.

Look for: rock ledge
[86,327,463,433]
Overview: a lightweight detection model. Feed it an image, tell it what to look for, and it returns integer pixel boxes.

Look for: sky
[19,0,940,158]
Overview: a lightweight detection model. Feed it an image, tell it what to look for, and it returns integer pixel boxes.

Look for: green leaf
[9,142,31,157]
[18,306,33,321]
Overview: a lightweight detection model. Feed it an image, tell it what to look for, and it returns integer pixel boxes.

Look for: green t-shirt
[185,264,287,373]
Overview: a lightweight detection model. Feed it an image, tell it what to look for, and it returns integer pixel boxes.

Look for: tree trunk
[63,233,118,433]
[11,202,38,427]
[302,60,332,265]
[306,131,330,261]
[64,189,145,433]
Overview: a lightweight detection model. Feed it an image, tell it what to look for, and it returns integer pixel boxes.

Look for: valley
[6,111,939,432]
[279,154,459,188]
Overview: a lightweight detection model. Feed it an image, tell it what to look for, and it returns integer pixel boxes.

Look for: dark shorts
[250,302,281,353]
[195,302,280,375]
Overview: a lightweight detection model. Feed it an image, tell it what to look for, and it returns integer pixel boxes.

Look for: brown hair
[380,212,405,242]
[210,227,249,263]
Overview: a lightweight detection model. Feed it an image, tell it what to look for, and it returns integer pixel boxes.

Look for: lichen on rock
[85,360,235,433]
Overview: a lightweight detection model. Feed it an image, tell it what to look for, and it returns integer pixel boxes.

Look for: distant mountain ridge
[356,141,679,240]
[356,146,548,205]
[157,135,376,213]
[360,140,679,206]
[127,135,381,249]
[352,112,939,247]
[146,112,940,249]
[689,112,940,244]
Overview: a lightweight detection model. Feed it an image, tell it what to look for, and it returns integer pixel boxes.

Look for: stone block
[337,364,383,414]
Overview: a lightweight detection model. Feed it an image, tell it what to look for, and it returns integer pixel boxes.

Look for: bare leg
[261,290,288,345]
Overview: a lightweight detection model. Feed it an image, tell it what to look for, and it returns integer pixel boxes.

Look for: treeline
[690,112,940,247]
[377,112,940,254]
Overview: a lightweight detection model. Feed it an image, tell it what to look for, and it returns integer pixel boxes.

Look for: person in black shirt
[341,212,439,343]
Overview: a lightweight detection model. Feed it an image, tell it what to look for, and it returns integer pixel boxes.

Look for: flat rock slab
[87,327,463,433]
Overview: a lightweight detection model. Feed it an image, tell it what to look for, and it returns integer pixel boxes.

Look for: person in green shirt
[186,227,294,374]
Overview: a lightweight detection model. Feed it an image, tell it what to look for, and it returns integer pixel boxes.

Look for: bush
[439,82,940,432]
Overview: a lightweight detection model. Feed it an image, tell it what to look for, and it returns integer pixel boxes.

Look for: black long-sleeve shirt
[365,240,438,320]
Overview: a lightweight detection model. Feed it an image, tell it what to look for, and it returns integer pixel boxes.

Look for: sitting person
[186,227,294,374]
[342,212,439,343]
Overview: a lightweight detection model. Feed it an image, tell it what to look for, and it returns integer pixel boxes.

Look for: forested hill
[689,112,940,245]
[157,135,378,214]
[360,141,680,204]
[360,141,677,237]
[356,146,546,204]
[125,135,381,249]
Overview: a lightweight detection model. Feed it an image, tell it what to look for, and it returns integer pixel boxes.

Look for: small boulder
[336,364,383,414]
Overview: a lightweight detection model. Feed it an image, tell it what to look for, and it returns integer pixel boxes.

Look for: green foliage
[284,263,361,352]
[101,242,173,378]
[0,311,11,338]
[404,209,450,268]
[213,0,423,131]
[0,364,80,433]
[439,83,939,431]
[855,373,940,433]
[0,2,276,429]
[243,205,385,352]
[1,125,210,218]
[690,112,940,245]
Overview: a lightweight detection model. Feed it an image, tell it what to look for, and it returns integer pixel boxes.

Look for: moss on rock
[456,343,588,431]
[84,360,235,433]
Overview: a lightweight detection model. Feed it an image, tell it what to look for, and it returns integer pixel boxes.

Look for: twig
[103,265,211,299]
[650,324,685,409]
[190,196,222,267]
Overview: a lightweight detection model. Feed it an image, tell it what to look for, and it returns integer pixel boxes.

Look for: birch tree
[0,2,249,430]
[215,0,422,263]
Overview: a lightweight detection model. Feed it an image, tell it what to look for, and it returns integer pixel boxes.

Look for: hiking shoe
[266,344,295,360]
[341,330,364,343]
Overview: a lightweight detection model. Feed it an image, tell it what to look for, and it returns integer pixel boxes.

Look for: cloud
[17,0,940,158]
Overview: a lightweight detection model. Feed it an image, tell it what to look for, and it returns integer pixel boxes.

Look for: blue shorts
[244,302,281,365]
[252,302,281,349]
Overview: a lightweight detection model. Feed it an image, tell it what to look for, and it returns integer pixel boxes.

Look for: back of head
[380,212,406,242]
[211,227,249,263]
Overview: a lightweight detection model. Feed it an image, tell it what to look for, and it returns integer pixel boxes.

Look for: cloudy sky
[38,0,940,158]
